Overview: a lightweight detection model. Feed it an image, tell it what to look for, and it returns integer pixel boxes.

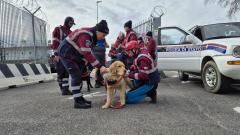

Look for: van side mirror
[184,34,202,44]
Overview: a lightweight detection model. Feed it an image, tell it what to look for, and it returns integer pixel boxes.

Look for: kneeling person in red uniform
[125,41,160,104]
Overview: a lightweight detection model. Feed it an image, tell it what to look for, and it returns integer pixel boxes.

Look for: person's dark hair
[146,31,153,37]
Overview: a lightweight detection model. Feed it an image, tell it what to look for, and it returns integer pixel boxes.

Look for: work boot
[62,90,73,96]
[95,80,101,88]
[147,89,157,104]
[74,97,91,109]
[83,97,92,105]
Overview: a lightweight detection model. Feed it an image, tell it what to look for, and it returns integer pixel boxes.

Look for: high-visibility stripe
[62,78,69,81]
[91,60,99,66]
[71,86,81,90]
[59,26,63,41]
[133,52,157,74]
[52,37,60,42]
[81,48,92,52]
[66,37,84,55]
[62,83,69,87]
[138,54,155,68]
[73,93,82,98]
[66,30,94,54]
[134,73,139,80]
[139,67,157,74]
[70,29,93,41]
[126,31,136,44]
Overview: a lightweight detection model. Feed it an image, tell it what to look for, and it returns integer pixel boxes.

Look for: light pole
[23,6,41,64]
[96,0,102,24]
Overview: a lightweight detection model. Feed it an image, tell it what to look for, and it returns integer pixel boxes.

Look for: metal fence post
[23,6,41,64]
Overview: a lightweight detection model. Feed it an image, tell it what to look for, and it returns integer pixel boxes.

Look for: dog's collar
[108,75,124,86]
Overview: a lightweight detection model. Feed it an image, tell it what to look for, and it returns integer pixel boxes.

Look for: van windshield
[203,22,240,40]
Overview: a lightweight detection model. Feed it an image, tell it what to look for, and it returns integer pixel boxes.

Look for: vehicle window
[203,22,240,40]
[160,28,187,45]
[192,27,203,41]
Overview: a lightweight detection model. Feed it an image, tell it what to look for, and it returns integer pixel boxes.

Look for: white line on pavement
[68,97,74,100]
[181,81,191,84]
[233,107,240,113]
[67,92,106,99]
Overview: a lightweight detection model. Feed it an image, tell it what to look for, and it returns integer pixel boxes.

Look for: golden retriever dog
[102,61,133,109]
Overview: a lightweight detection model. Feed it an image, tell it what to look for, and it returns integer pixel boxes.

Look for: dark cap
[138,37,143,41]
[64,16,75,25]
[96,20,109,34]
[124,20,132,28]
[146,31,152,37]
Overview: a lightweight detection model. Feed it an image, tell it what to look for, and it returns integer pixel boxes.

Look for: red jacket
[65,28,102,69]
[128,48,157,81]
[138,40,145,48]
[146,37,157,60]
[108,37,123,57]
[52,25,72,51]
[122,29,137,48]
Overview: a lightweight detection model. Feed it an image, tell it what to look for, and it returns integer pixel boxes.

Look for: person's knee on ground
[126,84,155,104]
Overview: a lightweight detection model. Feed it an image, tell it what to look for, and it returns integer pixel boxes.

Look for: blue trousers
[126,80,157,104]
[60,57,85,99]
[54,59,69,92]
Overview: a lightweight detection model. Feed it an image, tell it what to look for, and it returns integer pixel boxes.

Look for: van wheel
[202,61,231,93]
[178,71,189,81]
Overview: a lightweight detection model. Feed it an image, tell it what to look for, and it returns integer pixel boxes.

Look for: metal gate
[0,0,49,64]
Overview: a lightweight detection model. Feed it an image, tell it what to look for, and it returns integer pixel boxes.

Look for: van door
[157,27,203,72]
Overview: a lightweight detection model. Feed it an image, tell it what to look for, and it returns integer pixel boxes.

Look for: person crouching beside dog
[124,41,160,104]
[59,20,109,109]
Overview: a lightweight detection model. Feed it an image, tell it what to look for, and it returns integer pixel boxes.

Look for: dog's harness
[107,75,125,86]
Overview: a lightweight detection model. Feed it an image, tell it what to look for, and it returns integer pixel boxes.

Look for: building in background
[0,0,49,64]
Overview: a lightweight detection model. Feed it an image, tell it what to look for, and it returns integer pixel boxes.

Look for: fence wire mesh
[0,0,49,64]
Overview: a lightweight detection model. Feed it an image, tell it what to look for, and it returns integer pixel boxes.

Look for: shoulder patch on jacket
[86,40,92,47]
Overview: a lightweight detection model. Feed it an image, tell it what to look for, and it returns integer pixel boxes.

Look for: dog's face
[109,61,126,76]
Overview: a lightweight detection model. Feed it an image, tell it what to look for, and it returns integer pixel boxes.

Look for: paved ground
[0,72,240,135]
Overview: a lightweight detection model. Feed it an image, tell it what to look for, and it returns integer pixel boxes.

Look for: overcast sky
[38,0,240,44]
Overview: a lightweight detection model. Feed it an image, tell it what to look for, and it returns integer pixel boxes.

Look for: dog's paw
[102,105,110,109]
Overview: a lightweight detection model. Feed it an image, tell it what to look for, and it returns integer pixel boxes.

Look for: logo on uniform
[86,40,92,46]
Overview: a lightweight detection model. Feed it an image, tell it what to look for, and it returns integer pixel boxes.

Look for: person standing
[108,32,125,63]
[93,39,107,88]
[51,16,75,95]
[146,31,157,61]
[122,20,138,69]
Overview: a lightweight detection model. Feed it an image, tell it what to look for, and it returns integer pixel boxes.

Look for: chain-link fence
[133,16,161,44]
[0,0,49,64]
[133,15,166,78]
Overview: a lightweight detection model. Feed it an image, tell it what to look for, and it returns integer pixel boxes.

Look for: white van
[157,22,240,93]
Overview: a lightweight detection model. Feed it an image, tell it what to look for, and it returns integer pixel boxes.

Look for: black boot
[147,89,157,104]
[74,97,91,109]
[83,97,92,105]
[62,90,73,96]
[95,80,101,88]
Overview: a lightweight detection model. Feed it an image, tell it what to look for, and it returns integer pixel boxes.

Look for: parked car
[157,22,240,93]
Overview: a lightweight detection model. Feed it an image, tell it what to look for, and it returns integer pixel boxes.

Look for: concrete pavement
[0,72,239,135]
